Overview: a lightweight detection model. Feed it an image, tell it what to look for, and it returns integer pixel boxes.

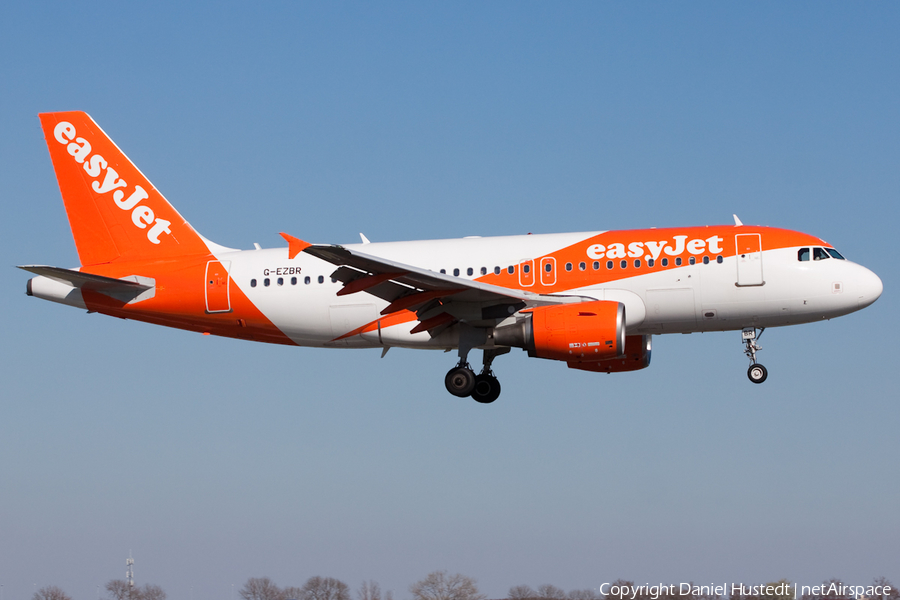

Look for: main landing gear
[444,348,508,403]
[742,327,768,384]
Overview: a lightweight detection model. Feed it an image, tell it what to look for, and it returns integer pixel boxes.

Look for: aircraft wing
[294,238,592,332]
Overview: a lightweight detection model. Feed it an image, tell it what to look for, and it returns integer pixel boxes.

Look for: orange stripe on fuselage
[78,255,295,345]
[471,225,825,293]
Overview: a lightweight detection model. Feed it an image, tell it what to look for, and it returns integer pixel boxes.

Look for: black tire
[471,374,501,404]
[747,363,768,384]
[445,366,476,397]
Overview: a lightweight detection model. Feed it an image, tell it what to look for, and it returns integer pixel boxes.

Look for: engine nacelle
[567,334,652,373]
[493,300,625,362]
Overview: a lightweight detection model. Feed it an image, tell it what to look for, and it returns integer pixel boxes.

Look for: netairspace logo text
[599,582,893,600]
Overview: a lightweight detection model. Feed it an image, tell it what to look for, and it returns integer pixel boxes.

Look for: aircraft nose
[856,265,883,309]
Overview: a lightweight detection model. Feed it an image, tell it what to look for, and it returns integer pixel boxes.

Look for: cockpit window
[798,248,810,261]
[826,248,845,260]
[813,247,831,261]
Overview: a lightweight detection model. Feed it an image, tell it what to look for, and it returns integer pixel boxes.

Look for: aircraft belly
[378,322,457,349]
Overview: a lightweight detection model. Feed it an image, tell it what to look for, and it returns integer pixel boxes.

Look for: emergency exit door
[518,259,535,287]
[205,260,232,313]
[540,257,557,286]
[735,234,763,286]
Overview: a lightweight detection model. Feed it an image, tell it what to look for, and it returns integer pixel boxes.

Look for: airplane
[21,111,883,403]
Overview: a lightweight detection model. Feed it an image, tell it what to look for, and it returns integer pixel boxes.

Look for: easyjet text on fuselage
[586,234,724,261]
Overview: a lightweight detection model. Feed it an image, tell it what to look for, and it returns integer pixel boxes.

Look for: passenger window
[606,261,613,269]
[523,264,530,274]
[467,267,473,276]
[264,278,270,287]
[702,256,709,265]
[662,258,669,267]
[634,259,641,268]
[798,248,810,261]
[453,268,460,276]
[440,269,446,274]
[592,261,600,270]
[304,276,310,284]
[277,277,284,286]
[813,247,830,261]
[675,257,682,266]
[291,276,297,285]
[481,267,487,275]
[689,257,696,265]
[544,263,552,272]
[508,266,515,274]
[565,263,573,272]
[620,260,627,269]
[251,279,257,288]
[579,262,586,271]
[648,259,655,267]
[826,248,845,260]
[716,256,723,264]
[494,266,501,275]
[318,275,325,283]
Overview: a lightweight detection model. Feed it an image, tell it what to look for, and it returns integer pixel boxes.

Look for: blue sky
[1,2,898,599]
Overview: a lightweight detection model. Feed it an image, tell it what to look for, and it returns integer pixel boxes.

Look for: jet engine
[493,301,625,362]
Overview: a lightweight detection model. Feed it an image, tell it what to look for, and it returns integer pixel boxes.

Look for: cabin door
[205,260,232,313]
[735,234,764,286]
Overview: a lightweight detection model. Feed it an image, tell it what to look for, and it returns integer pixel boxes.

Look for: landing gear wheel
[741,328,768,384]
[747,364,768,384]
[445,366,476,397]
[471,374,501,404]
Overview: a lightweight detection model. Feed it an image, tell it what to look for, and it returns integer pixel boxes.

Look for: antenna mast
[126,552,135,599]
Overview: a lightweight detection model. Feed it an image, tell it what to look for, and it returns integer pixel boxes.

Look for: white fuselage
[219,231,882,350]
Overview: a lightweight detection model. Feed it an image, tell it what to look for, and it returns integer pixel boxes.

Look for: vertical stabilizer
[39,111,212,266]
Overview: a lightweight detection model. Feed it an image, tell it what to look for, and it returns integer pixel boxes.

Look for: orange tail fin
[39,111,213,266]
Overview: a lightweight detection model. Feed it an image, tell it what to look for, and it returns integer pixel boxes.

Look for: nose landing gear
[748,363,768,383]
[742,327,768,384]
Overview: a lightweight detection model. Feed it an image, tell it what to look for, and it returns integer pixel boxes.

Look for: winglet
[733,214,743,226]
[280,233,311,259]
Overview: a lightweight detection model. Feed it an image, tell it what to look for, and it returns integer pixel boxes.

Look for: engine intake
[493,300,625,362]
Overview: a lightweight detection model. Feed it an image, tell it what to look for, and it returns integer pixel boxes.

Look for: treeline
[28,573,899,600]
[32,581,167,600]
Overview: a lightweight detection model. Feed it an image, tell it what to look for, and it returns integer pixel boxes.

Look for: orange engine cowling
[567,334,652,373]
[492,300,625,362]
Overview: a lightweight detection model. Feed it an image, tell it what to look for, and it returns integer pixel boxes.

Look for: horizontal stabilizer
[18,265,153,292]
